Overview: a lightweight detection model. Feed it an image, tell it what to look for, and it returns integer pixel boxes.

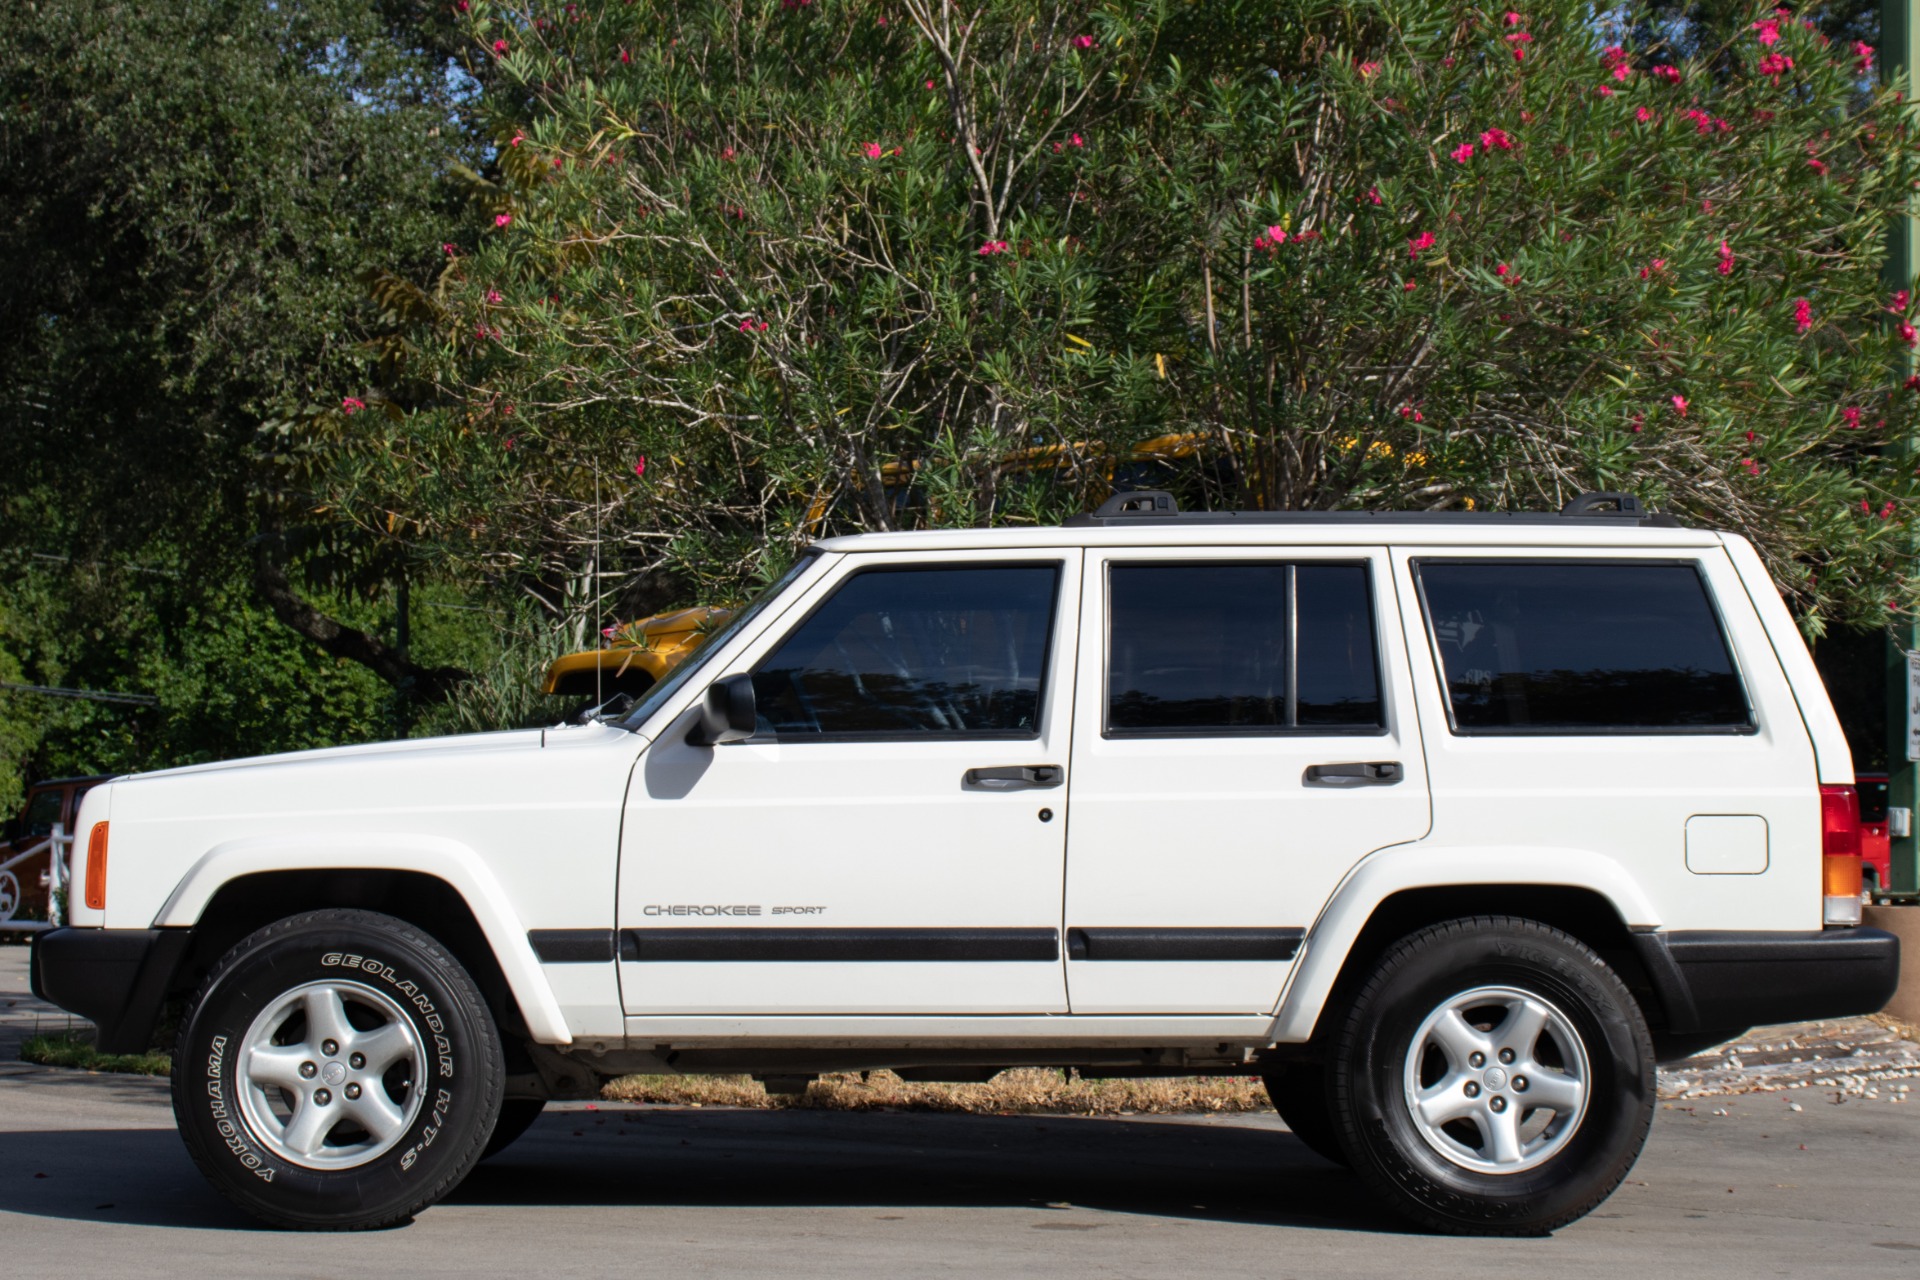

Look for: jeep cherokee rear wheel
[171,908,504,1230]
[1326,916,1654,1235]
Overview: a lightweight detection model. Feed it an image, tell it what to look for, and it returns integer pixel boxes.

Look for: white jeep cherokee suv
[31,491,1897,1235]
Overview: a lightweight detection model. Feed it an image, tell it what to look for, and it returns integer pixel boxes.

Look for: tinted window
[752,565,1058,738]
[1107,562,1382,734]
[1417,561,1751,733]
[1296,565,1384,726]
[24,789,62,837]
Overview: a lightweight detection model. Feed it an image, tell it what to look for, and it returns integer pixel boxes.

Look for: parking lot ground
[6,945,1920,1278]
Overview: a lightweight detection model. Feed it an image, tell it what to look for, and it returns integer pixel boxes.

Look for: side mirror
[687,673,757,746]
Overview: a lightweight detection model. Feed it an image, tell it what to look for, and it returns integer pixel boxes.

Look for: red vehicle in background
[1857,772,1891,895]
[0,775,109,926]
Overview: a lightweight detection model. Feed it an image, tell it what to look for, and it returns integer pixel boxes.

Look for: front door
[618,550,1080,1015]
[1063,548,1431,1014]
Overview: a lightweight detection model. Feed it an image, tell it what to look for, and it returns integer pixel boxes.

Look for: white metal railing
[0,821,68,932]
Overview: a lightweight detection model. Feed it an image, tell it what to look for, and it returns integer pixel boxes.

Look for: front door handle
[1303,761,1403,787]
[964,765,1064,791]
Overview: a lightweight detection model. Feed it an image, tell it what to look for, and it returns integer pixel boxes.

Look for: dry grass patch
[1870,1012,1920,1043]
[602,1067,1272,1115]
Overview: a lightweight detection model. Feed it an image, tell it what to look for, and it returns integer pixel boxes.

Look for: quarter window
[1106,562,1383,734]
[751,564,1058,738]
[1415,560,1752,734]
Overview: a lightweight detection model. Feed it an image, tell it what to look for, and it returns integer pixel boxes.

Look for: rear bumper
[29,927,190,1055]
[1632,927,1900,1035]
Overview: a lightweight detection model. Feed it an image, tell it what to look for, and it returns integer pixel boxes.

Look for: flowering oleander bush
[338,0,1920,631]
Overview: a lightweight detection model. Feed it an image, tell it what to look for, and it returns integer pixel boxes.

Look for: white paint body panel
[1062,546,1431,1014]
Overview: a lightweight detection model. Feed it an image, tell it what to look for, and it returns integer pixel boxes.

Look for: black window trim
[1409,555,1760,738]
[741,558,1067,745]
[1100,556,1391,740]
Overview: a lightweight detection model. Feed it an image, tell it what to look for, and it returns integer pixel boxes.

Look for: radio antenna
[594,465,603,709]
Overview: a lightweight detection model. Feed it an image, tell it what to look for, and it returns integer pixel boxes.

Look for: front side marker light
[84,821,109,912]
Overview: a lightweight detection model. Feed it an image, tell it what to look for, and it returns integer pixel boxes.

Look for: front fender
[156,832,572,1045]
[1265,845,1663,1044]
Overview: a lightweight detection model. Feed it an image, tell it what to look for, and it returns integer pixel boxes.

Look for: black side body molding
[1629,927,1899,1035]
[30,927,191,1055]
[1066,927,1305,962]
[618,927,1060,963]
[528,929,617,963]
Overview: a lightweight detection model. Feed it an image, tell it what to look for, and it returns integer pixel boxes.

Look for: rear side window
[1415,560,1752,734]
[1106,562,1383,734]
[751,564,1058,738]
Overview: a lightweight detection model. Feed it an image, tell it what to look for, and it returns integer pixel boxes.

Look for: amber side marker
[84,821,109,911]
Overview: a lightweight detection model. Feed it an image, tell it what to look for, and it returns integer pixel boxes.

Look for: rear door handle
[964,765,1064,791]
[1303,761,1403,787]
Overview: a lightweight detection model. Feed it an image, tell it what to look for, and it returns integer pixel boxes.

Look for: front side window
[1105,561,1383,735]
[751,564,1059,738]
[1416,559,1752,734]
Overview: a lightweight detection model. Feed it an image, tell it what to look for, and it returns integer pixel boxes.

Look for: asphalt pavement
[4,942,1920,1278]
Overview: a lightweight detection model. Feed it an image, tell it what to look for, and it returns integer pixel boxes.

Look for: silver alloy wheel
[237,979,426,1170]
[1401,984,1590,1175]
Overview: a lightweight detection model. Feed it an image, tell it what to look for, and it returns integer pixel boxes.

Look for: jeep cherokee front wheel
[171,908,504,1230]
[1326,915,1655,1235]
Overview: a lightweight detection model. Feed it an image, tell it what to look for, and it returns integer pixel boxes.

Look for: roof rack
[1063,489,1682,528]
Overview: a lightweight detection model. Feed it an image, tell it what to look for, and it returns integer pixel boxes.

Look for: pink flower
[1759,53,1793,81]
[1652,65,1681,84]
[1742,458,1761,476]
[1889,290,1910,314]
[864,142,882,159]
[1716,240,1735,276]
[1506,32,1532,43]
[926,79,935,90]
[456,0,468,9]
[1403,280,1418,292]
[1843,406,1864,428]
[1450,141,1475,163]
[1503,11,1523,26]
[495,213,513,228]
[1807,157,1828,175]
[1408,231,1436,259]
[619,47,630,64]
[509,133,523,147]
[602,626,618,639]
[492,38,509,55]
[341,397,366,414]
[633,457,647,478]
[1356,60,1382,78]
[1901,322,1919,349]
[1631,413,1645,433]
[1753,18,1780,45]
[1671,395,1689,417]
[1495,262,1511,278]
[1511,46,1526,63]
[1612,62,1632,82]
[1480,127,1513,151]
[486,289,503,304]
[1255,225,1289,250]
[1596,85,1615,97]
[1856,41,1875,75]
[1636,107,1656,123]
[978,240,1009,256]
[1793,297,1812,333]
[1366,186,1383,205]
[441,242,457,256]
[1071,34,1096,49]
[738,317,768,332]
[1883,501,1897,520]
[1069,133,1084,148]
[1683,108,1714,134]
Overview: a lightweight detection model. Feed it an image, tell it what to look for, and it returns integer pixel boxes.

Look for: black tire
[171,908,505,1230]
[1260,1064,1347,1167]
[1325,916,1654,1236]
[482,1098,547,1160]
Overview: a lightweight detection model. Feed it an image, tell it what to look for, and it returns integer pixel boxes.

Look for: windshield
[614,551,821,733]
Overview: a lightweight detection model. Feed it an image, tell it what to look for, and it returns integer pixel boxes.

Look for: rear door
[1063,547,1431,1014]
[618,549,1080,1015]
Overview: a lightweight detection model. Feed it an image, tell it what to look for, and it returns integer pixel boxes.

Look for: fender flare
[155,832,572,1045]
[1265,844,1663,1044]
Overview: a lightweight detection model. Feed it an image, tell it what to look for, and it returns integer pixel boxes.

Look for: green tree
[0,0,488,736]
[339,0,1920,636]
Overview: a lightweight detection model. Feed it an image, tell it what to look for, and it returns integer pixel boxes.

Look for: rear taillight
[1820,785,1863,926]
[83,821,109,912]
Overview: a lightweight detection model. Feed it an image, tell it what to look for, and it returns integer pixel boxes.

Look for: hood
[126,728,553,783]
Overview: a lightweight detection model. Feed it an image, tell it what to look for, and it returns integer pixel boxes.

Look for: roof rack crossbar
[1062,489,1681,528]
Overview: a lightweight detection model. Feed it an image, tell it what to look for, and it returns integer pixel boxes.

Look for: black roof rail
[1063,489,1682,528]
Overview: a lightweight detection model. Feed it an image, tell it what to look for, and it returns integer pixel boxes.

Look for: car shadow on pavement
[0,1111,1416,1235]
[453,1109,1415,1235]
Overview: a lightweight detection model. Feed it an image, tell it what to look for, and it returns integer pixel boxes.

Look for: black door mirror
[687,673,757,745]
